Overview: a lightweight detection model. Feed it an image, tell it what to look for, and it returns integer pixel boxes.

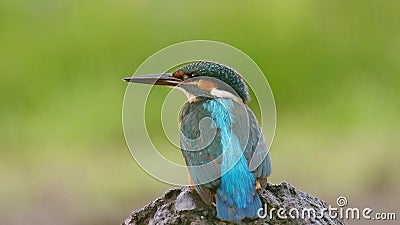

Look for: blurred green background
[1,1,399,224]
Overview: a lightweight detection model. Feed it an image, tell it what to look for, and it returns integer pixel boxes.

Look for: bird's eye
[183,73,194,80]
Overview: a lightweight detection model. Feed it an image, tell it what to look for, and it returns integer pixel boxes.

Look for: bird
[123,61,271,222]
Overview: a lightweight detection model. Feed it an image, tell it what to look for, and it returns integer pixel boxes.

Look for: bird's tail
[215,134,263,222]
[215,183,262,222]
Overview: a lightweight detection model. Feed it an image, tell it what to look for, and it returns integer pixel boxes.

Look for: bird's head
[123,61,250,103]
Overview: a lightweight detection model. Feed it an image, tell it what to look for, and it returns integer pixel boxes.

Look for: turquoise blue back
[180,98,271,222]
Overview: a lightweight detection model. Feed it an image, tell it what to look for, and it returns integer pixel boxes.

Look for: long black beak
[122,73,182,86]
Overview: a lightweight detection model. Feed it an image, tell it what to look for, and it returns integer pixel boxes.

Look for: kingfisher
[123,61,271,222]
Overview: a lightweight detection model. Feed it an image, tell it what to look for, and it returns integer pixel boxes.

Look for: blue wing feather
[180,100,222,204]
[244,106,272,179]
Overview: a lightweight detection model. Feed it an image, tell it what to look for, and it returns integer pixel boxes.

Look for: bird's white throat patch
[210,88,242,103]
[173,86,242,103]
[173,86,197,103]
